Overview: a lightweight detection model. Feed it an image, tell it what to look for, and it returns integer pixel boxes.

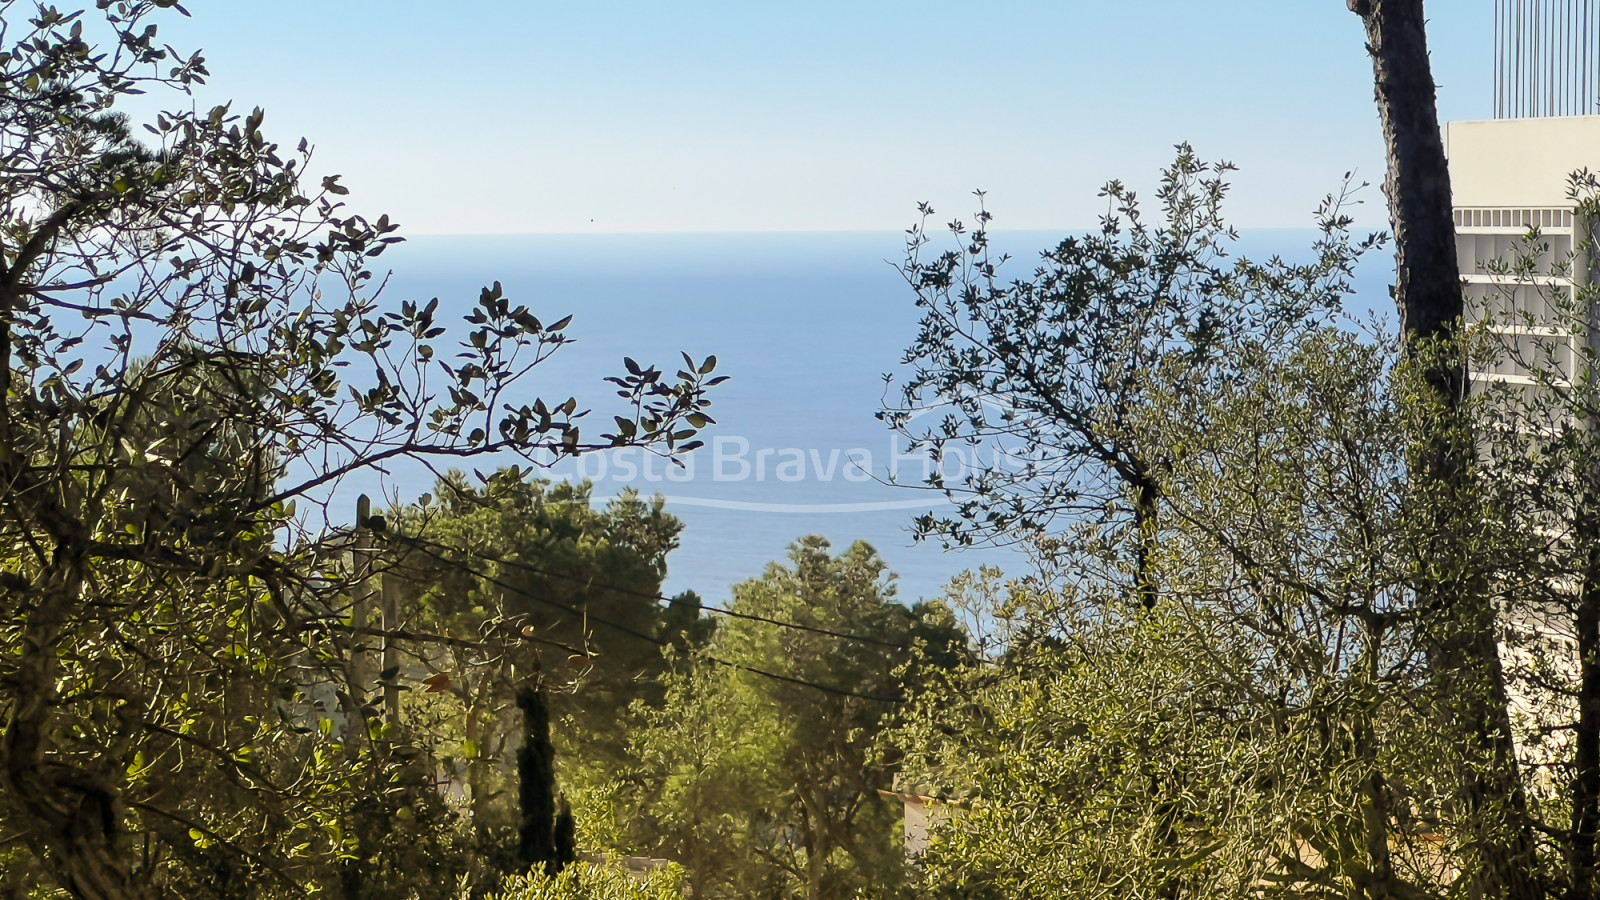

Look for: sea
[346,230,1395,607]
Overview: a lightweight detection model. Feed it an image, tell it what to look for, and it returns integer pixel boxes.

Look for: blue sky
[155,2,1493,234]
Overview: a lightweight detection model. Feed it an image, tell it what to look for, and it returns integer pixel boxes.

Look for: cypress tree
[553,796,577,874]
[515,686,559,874]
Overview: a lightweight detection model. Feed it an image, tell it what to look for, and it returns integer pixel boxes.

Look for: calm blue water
[345,230,1394,606]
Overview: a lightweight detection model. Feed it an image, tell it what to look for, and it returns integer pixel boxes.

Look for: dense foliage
[471,860,685,900]
[376,473,714,876]
[10,3,1600,900]
[0,3,717,897]
[881,155,1600,899]
[613,537,962,900]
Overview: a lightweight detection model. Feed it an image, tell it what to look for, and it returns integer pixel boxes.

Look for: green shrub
[473,861,684,900]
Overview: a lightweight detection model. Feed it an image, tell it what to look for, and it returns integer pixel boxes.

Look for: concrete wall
[903,800,931,858]
[1447,116,1600,208]
[880,789,966,865]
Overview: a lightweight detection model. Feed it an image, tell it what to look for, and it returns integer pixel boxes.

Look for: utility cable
[398,534,913,652]
[399,538,909,704]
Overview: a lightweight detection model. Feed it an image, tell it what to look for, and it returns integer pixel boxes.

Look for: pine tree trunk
[1348,0,1466,350]
[1348,2,1540,896]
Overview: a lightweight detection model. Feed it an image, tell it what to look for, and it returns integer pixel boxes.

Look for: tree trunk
[1348,0,1465,351]
[0,222,146,900]
[798,785,830,900]
[1568,219,1600,900]
[1348,2,1540,897]
[464,703,488,839]
[1358,627,1397,900]
[1132,474,1160,611]
[1573,542,1600,900]
[1,561,150,900]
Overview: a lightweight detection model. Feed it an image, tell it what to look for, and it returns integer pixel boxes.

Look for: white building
[1449,114,1600,402]
[1453,1,1600,391]
[1446,1,1600,793]
[876,785,939,860]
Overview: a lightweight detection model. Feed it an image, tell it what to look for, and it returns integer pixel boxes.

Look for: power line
[399,534,913,652]
[398,538,909,704]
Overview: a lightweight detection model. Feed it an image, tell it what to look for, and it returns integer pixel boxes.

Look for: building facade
[1449,115,1599,400]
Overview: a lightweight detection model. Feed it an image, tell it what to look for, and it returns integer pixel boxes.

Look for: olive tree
[892,305,1483,899]
[884,155,1561,897]
[884,146,1375,609]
